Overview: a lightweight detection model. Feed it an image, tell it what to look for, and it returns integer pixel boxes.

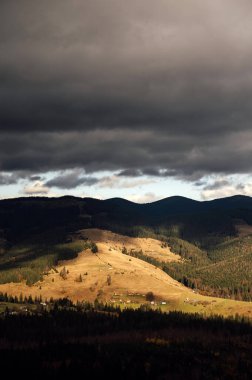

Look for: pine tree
[60,266,68,280]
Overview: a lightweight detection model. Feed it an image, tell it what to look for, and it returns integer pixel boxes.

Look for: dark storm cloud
[1,0,252,182]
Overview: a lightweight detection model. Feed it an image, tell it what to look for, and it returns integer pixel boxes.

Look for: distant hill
[1,194,252,242]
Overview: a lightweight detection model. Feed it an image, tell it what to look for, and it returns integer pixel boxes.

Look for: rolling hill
[1,194,252,240]
[1,228,252,318]
[1,195,252,308]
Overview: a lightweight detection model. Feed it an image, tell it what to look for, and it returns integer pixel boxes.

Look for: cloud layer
[1,1,252,187]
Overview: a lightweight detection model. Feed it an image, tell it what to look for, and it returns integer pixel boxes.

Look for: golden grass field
[0,228,252,318]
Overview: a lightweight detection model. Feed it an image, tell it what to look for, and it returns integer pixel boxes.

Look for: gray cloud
[30,175,42,181]
[45,171,99,189]
[1,1,252,182]
[118,168,177,177]
[0,173,20,185]
[203,179,231,191]
[117,169,143,177]
[194,180,207,187]
[0,170,33,185]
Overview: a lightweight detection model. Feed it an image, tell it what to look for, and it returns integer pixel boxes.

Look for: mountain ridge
[1,193,252,206]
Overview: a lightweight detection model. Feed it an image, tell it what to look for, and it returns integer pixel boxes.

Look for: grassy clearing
[0,229,252,320]
[0,238,94,285]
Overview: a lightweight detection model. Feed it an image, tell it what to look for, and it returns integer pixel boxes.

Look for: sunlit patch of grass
[0,239,93,286]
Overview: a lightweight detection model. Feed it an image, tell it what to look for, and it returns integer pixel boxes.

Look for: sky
[1,0,252,202]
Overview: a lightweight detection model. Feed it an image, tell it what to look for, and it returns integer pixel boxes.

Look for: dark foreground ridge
[1,301,252,379]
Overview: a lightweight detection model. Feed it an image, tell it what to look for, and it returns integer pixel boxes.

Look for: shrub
[91,242,98,254]
[75,274,83,283]
[146,291,155,302]
[122,246,127,254]
[59,266,68,280]
[107,274,112,286]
